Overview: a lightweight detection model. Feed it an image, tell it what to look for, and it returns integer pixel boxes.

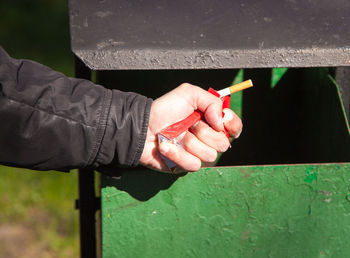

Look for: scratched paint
[304,167,318,183]
[101,164,350,258]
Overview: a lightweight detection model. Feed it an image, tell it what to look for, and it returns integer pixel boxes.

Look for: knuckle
[198,126,210,138]
[215,97,223,105]
[167,145,179,161]
[182,133,196,149]
[207,150,218,162]
[179,82,192,90]
[208,98,222,109]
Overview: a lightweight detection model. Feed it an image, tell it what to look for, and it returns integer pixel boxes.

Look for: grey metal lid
[69,0,350,70]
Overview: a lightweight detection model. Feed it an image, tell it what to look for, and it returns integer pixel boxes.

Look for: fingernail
[159,143,170,154]
[223,109,234,122]
[235,129,242,139]
[215,112,224,130]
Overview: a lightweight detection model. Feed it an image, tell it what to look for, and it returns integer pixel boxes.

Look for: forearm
[0,46,152,171]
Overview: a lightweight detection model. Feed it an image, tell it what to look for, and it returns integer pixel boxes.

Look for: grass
[0,167,79,257]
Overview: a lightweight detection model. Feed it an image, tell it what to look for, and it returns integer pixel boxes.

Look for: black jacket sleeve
[0,46,152,171]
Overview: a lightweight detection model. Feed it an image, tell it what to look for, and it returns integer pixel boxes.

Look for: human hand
[139,83,243,173]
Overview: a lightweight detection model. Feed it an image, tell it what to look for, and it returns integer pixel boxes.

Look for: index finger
[186,85,224,132]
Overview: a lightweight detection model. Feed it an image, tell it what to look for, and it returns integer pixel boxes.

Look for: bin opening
[97,68,349,167]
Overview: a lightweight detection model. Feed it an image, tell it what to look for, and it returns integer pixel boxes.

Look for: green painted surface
[100,68,349,257]
[271,68,288,88]
[230,69,244,118]
[102,164,350,258]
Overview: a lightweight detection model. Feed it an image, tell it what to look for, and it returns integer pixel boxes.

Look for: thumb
[204,102,224,132]
[222,108,243,139]
[190,86,224,132]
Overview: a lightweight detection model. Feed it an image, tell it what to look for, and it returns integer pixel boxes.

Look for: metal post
[74,57,97,258]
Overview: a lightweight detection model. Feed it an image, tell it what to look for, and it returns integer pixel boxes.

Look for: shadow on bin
[102,169,187,201]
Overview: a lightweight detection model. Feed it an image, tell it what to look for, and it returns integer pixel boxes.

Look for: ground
[0,167,79,258]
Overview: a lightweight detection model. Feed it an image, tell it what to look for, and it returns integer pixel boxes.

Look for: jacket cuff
[95,89,152,167]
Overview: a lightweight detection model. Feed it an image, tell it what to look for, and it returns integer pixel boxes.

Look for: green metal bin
[68,0,350,257]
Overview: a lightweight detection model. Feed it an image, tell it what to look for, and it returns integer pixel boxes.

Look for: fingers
[190,120,230,152]
[156,109,242,173]
[203,102,224,132]
[158,131,218,172]
[149,83,244,174]
[180,131,217,163]
[222,108,243,139]
[159,141,201,172]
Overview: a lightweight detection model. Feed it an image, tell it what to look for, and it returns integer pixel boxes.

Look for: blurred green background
[0,0,79,257]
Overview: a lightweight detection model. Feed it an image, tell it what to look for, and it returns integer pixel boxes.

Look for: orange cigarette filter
[229,79,253,93]
[217,79,253,97]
